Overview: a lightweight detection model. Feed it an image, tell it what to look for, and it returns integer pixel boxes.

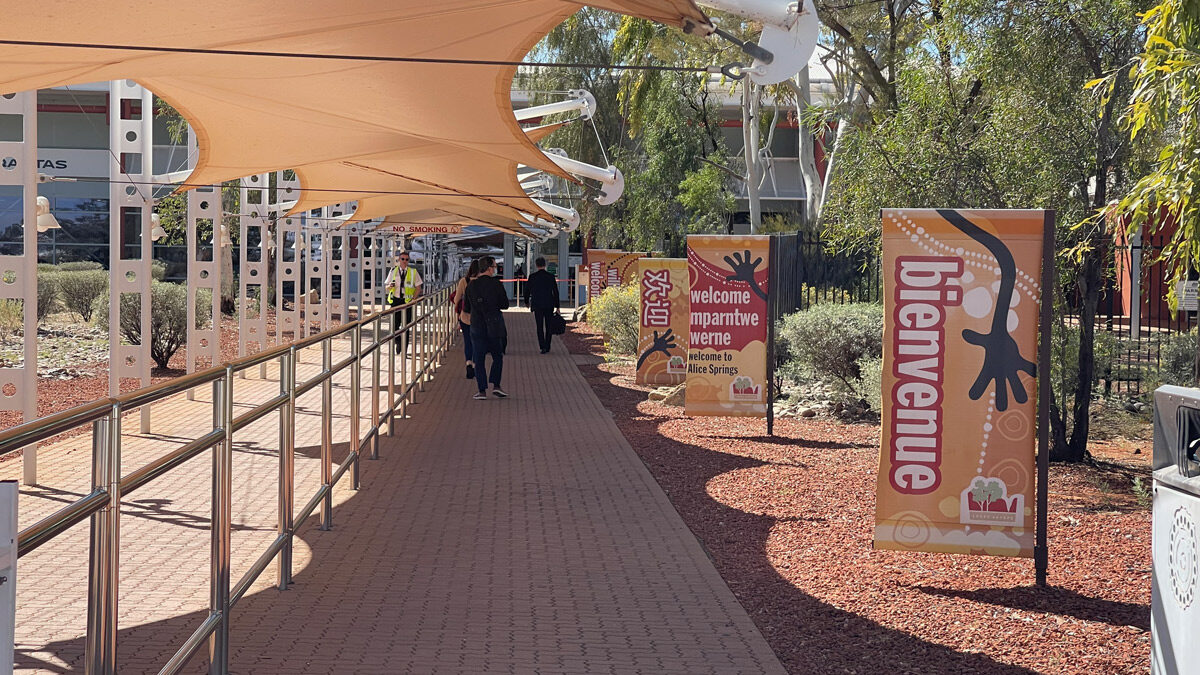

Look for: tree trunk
[742,83,762,233]
[1060,249,1102,461]
[794,67,823,229]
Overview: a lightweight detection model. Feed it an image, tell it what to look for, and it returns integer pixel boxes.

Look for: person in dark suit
[464,256,510,399]
[523,257,559,354]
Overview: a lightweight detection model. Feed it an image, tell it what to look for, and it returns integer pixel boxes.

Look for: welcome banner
[586,249,620,300]
[636,258,689,386]
[685,235,770,417]
[874,209,1046,558]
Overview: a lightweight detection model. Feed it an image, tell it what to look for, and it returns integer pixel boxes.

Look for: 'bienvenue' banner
[685,235,769,417]
[874,209,1045,558]
[635,258,689,386]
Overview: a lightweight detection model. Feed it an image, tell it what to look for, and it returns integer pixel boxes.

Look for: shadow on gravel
[706,433,869,450]
[564,339,1037,675]
[914,584,1150,631]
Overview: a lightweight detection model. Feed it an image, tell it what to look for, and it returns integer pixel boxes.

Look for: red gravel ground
[0,312,342,453]
[563,321,1151,675]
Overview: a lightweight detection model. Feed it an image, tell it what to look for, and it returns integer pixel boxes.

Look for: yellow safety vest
[388,266,418,303]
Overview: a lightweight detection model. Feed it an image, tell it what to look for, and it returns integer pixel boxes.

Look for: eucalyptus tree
[813,0,1147,461]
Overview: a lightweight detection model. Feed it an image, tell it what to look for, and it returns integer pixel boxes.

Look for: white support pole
[326,204,347,325]
[345,220,363,321]
[107,81,153,431]
[557,229,570,303]
[238,174,270,374]
[273,170,301,342]
[0,91,39,484]
[186,185,222,398]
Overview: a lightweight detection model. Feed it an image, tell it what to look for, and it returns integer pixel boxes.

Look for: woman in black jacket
[463,256,510,399]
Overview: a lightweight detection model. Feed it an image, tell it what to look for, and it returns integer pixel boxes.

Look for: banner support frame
[766,235,777,436]
[1035,210,1055,587]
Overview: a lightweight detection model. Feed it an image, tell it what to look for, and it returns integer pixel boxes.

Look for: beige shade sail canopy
[0,0,709,228]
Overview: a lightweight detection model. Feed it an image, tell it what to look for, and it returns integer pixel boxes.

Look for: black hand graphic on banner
[637,329,677,370]
[723,250,768,301]
[937,209,1036,412]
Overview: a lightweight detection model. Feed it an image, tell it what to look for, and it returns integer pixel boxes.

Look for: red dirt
[563,321,1151,675]
[0,313,342,457]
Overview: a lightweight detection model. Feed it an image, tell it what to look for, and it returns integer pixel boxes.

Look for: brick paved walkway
[11,310,784,674]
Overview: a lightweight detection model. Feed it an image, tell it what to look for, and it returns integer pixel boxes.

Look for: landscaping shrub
[0,299,22,345]
[151,259,168,281]
[1155,328,1197,387]
[37,273,60,322]
[778,302,883,395]
[58,261,103,272]
[588,282,640,356]
[56,270,109,323]
[95,281,190,368]
[858,356,884,411]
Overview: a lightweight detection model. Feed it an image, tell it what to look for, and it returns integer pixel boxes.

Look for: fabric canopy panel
[0,1,708,226]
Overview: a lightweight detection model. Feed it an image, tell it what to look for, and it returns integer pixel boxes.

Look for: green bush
[778,302,884,395]
[55,270,109,322]
[1155,328,1197,387]
[95,281,190,368]
[37,263,57,274]
[858,356,884,411]
[588,282,640,356]
[58,261,103,272]
[151,259,167,281]
[0,300,22,345]
[37,273,59,322]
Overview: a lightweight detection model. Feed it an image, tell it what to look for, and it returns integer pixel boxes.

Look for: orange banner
[874,209,1046,558]
[609,252,648,285]
[636,258,689,386]
[685,235,770,417]
[585,249,620,301]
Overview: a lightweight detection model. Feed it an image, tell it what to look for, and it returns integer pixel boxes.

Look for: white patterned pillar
[107,81,153,432]
[186,187,222,379]
[239,174,270,367]
[0,91,39,483]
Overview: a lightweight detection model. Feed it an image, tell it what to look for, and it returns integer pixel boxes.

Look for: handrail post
[370,317,381,459]
[85,406,120,675]
[413,302,424,394]
[400,309,411,416]
[278,348,296,590]
[209,369,233,675]
[388,310,398,436]
[350,324,361,490]
[320,339,333,530]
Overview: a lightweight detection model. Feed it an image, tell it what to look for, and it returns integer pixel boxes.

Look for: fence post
[209,370,233,675]
[371,316,381,459]
[320,340,333,530]
[278,348,296,590]
[388,310,398,436]
[85,407,120,675]
[350,324,361,490]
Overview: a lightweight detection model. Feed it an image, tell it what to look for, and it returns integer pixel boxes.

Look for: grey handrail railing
[0,284,457,675]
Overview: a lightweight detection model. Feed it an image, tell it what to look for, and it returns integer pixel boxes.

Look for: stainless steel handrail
[6,283,458,675]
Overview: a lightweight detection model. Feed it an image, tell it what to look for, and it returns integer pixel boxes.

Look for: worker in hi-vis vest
[385,250,423,352]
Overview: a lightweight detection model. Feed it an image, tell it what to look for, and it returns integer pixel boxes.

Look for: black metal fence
[771,234,881,320]
[1093,233,1196,397]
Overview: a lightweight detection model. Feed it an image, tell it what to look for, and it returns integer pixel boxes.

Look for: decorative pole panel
[0,91,39,483]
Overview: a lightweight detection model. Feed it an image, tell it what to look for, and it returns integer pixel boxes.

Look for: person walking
[463,256,509,399]
[523,257,559,354]
[452,259,480,379]
[386,249,423,353]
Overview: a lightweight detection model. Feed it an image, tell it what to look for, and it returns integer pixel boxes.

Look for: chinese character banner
[874,209,1045,558]
[636,258,689,386]
[685,235,770,417]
